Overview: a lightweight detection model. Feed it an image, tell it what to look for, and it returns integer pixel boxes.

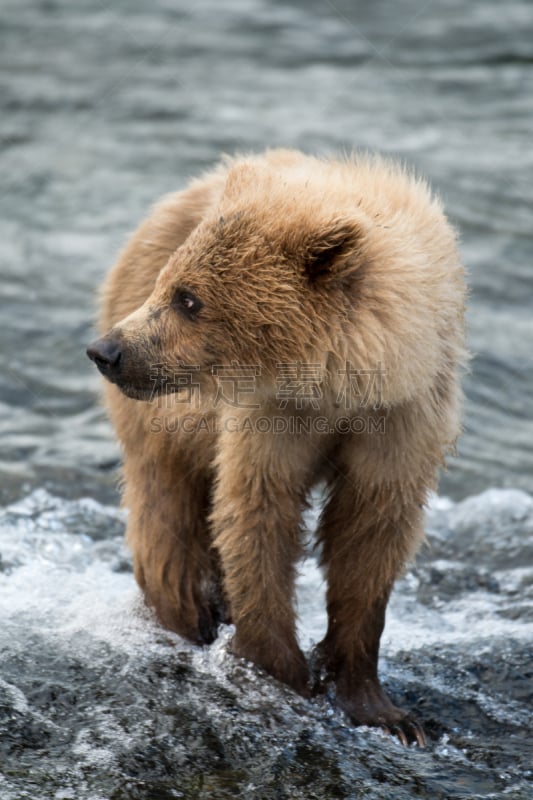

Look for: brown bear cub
[87,149,466,746]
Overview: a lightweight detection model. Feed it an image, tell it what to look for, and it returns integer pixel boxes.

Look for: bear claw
[384,718,427,748]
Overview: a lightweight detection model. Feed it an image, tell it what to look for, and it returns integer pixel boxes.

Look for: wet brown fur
[95,149,467,733]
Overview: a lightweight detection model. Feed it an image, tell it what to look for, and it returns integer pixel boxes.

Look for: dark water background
[1,1,532,798]
[1,0,532,503]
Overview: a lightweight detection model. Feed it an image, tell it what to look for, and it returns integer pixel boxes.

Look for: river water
[1,1,532,798]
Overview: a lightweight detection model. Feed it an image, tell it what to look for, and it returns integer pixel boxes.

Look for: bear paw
[231,633,311,697]
[336,678,427,747]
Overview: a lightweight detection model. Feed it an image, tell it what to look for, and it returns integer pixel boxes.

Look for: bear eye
[172,288,203,319]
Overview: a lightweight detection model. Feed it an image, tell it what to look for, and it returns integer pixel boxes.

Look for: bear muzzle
[86,333,176,402]
[86,336,122,379]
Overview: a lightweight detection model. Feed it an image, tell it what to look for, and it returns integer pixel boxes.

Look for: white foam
[0,486,531,668]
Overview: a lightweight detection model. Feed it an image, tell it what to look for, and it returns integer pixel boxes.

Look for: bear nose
[86,336,122,377]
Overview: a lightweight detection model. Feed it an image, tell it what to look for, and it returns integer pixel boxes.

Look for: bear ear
[298,220,366,285]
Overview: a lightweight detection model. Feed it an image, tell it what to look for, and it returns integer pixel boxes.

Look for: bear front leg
[124,458,228,645]
[317,475,427,746]
[210,424,311,696]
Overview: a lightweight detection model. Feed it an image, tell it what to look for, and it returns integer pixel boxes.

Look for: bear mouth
[114,380,190,403]
[116,383,158,402]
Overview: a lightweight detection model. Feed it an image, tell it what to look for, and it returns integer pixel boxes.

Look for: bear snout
[87,331,165,401]
[86,336,122,379]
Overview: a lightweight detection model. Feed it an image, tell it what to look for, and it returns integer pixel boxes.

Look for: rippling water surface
[1,1,532,797]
